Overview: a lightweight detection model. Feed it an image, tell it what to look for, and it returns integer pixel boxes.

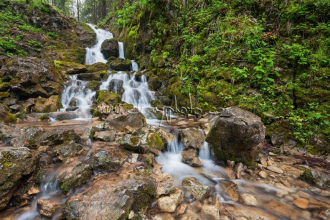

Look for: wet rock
[101,39,119,59]
[32,95,62,113]
[239,194,258,206]
[54,141,84,160]
[37,198,61,217]
[0,147,39,210]
[293,198,309,209]
[206,107,265,164]
[109,79,124,95]
[148,125,175,145]
[156,181,176,197]
[201,204,220,220]
[54,60,87,75]
[3,97,17,106]
[181,148,203,167]
[86,62,108,73]
[49,112,79,120]
[62,174,156,220]
[182,177,210,200]
[40,129,80,146]
[110,58,132,71]
[300,169,330,189]
[58,161,92,193]
[93,130,117,142]
[157,188,184,212]
[179,128,205,149]
[96,90,121,105]
[176,203,187,215]
[218,180,239,202]
[267,165,283,174]
[106,109,146,131]
[0,57,63,99]
[235,162,244,178]
[77,71,107,81]
[69,97,79,107]
[0,126,44,148]
[258,171,268,179]
[90,146,130,172]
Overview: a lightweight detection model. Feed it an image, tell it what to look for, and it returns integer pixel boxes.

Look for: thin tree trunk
[77,0,80,21]
[101,0,106,20]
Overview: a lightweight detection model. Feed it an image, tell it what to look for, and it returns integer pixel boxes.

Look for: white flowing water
[85,24,113,65]
[17,172,62,220]
[59,75,96,119]
[118,42,125,59]
[131,60,139,71]
[100,72,154,111]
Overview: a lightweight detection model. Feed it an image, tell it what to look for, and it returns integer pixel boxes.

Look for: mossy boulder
[88,80,102,90]
[54,60,87,76]
[206,107,265,164]
[110,58,132,71]
[77,70,108,81]
[31,95,63,113]
[0,147,39,210]
[0,104,16,123]
[0,57,63,99]
[147,132,164,150]
[101,39,119,59]
[54,141,84,161]
[86,62,108,73]
[96,90,122,105]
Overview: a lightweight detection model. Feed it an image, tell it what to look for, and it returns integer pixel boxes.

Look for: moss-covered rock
[0,104,17,123]
[110,58,132,71]
[101,39,119,59]
[96,90,121,105]
[147,132,164,150]
[54,60,87,76]
[86,62,108,72]
[77,70,107,81]
[32,95,63,113]
[88,80,102,90]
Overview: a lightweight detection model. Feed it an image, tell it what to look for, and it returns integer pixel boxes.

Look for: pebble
[293,198,309,209]
[258,171,267,179]
[267,165,283,174]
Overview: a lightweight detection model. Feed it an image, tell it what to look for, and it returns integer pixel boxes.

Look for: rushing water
[85,24,113,65]
[118,42,125,59]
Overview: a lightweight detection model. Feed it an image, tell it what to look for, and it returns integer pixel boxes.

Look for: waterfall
[59,75,96,119]
[85,24,113,65]
[199,141,212,160]
[131,60,139,71]
[17,172,62,220]
[100,72,154,111]
[118,42,125,59]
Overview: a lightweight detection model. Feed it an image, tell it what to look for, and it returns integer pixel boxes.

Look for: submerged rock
[182,177,210,200]
[206,107,265,164]
[0,147,39,210]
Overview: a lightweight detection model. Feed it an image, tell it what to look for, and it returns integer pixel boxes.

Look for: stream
[6,24,329,220]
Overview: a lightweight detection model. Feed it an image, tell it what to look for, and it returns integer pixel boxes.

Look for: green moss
[0,92,10,99]
[87,62,108,72]
[39,114,50,120]
[147,133,163,150]
[300,170,317,185]
[89,80,102,90]
[131,182,156,212]
[96,90,121,105]
[122,103,134,110]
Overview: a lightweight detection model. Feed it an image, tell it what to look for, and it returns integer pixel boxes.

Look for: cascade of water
[85,24,113,65]
[118,42,125,59]
[17,172,62,220]
[100,72,154,111]
[131,60,139,71]
[199,141,212,160]
[59,75,96,119]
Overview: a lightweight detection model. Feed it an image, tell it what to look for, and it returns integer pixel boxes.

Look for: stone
[32,95,62,113]
[258,171,268,179]
[157,188,184,213]
[0,104,17,123]
[300,169,330,189]
[0,57,63,99]
[179,128,205,149]
[93,130,117,142]
[201,205,220,220]
[62,174,156,220]
[49,112,79,120]
[54,141,84,160]
[110,58,132,71]
[235,162,244,178]
[101,39,119,59]
[267,165,283,174]
[109,79,124,95]
[182,177,210,200]
[156,181,176,197]
[206,107,265,163]
[239,194,258,206]
[37,198,61,217]
[106,109,146,131]
[54,60,87,75]
[176,203,187,215]
[218,180,239,202]
[0,147,39,210]
[153,213,175,220]
[77,71,107,81]
[181,148,203,167]
[40,129,80,146]
[293,198,309,209]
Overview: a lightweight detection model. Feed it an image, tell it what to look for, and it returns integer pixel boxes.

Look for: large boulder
[179,128,205,149]
[206,107,265,164]
[0,147,39,210]
[110,58,132,71]
[62,174,156,220]
[106,109,146,131]
[0,57,63,99]
[101,39,119,59]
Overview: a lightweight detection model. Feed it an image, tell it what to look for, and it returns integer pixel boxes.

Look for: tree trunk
[101,0,106,20]
[77,0,80,21]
